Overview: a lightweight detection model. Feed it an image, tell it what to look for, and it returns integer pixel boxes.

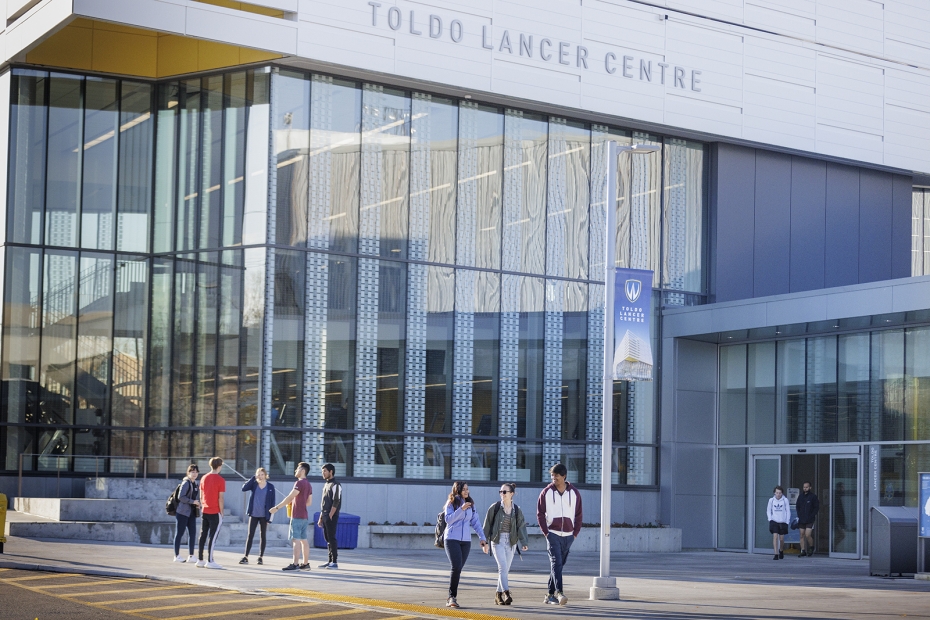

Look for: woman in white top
[766,485,791,560]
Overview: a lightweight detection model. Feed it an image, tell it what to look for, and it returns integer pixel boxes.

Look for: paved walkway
[0,530,928,619]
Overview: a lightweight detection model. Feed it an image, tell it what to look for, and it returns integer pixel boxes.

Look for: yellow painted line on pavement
[2,572,79,581]
[268,588,517,620]
[91,591,222,605]
[38,577,147,589]
[167,603,313,620]
[272,610,359,620]
[63,584,191,597]
[118,594,251,613]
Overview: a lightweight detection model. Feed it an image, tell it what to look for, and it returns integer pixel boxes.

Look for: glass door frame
[747,445,861,557]
[829,454,861,559]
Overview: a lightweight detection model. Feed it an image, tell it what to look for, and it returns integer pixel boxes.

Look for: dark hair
[802,481,812,487]
[448,481,470,509]
[774,485,785,494]
[297,462,311,476]
[208,457,223,470]
[322,463,335,474]
[549,463,568,477]
[187,464,199,473]
[501,483,516,493]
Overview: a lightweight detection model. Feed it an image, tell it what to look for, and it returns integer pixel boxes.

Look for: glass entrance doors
[748,447,860,558]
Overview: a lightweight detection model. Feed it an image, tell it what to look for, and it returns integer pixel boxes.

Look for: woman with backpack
[483,482,529,605]
[173,464,201,562]
[239,467,277,565]
[442,481,488,609]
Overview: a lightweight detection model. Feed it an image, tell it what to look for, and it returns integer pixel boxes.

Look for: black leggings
[245,516,268,557]
[174,513,196,557]
[444,539,471,598]
[198,513,223,562]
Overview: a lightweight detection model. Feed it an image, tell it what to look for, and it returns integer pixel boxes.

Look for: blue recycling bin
[313,512,360,549]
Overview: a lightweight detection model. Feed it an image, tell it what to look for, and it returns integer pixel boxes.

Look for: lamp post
[591,141,661,601]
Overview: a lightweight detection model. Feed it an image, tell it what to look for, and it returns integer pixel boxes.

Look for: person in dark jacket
[795,481,820,557]
[173,464,200,563]
[317,463,343,569]
[239,467,276,565]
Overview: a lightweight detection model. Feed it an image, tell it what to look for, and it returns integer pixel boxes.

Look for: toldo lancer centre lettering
[367,2,702,92]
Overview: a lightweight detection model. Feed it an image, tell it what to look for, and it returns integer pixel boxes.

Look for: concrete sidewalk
[0,529,928,619]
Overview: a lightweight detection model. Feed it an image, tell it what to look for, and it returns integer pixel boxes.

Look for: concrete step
[7,519,288,546]
[14,498,242,523]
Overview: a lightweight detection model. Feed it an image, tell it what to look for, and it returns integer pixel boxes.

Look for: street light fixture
[590,140,660,601]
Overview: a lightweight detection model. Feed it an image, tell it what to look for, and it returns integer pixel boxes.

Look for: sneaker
[799,550,807,557]
[239,557,249,565]
[186,555,196,563]
[299,563,311,571]
[773,554,779,560]
[779,551,784,559]
[205,561,223,569]
[257,557,263,565]
[327,563,338,569]
[502,590,513,605]
[173,555,185,563]
[446,597,459,608]
[195,559,207,568]
[556,591,568,606]
[544,593,558,605]
[318,562,332,569]
[282,563,299,571]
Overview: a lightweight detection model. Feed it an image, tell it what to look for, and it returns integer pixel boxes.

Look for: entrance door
[830,456,859,558]
[752,455,781,552]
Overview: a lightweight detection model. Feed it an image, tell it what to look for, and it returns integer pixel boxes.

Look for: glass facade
[1,66,708,483]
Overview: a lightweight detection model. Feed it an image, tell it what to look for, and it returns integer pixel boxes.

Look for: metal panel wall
[858,169,893,284]
[713,143,755,303]
[824,163,861,288]
[752,151,791,298]
[790,158,827,292]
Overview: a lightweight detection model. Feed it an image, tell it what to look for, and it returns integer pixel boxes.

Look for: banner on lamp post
[612,268,653,382]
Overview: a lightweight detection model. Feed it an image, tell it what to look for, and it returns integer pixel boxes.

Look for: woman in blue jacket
[239,467,276,565]
[443,481,488,609]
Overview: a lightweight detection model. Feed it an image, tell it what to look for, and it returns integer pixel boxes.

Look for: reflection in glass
[831,457,857,554]
[426,267,454,436]
[515,442,541,483]
[838,333,869,442]
[9,70,48,245]
[274,70,310,247]
[803,336,837,443]
[2,248,42,425]
[503,111,547,275]
[240,248,265,425]
[776,339,804,444]
[373,435,402,478]
[45,73,83,248]
[41,251,78,426]
[375,261,406,433]
[243,71,270,245]
[75,253,114,425]
[269,431,301,477]
[153,83,178,253]
[663,139,705,296]
[309,76,361,254]
[747,342,775,444]
[547,119,589,280]
[411,94,457,265]
[324,432,354,478]
[148,257,173,427]
[112,256,147,427]
[117,82,153,253]
[216,251,241,427]
[517,277,545,439]
[562,282,587,442]
[458,103,503,269]
[194,252,219,427]
[323,257,357,431]
[872,330,904,442]
[176,80,201,252]
[719,344,746,445]
[172,255,197,426]
[617,132,660,280]
[272,250,305,428]
[81,78,118,250]
[223,73,247,247]
[906,327,930,440]
[473,272,500,438]
[200,76,224,249]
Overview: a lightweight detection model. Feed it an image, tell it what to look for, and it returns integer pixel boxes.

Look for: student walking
[239,467,276,566]
[443,481,488,609]
[483,483,529,606]
[270,462,313,571]
[767,485,791,560]
[197,457,226,569]
[536,463,582,606]
[317,463,342,569]
[173,464,200,563]
[795,481,820,557]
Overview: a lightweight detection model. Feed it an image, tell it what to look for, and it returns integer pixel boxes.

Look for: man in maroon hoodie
[536,462,582,606]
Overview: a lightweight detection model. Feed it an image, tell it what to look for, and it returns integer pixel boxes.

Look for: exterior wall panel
[752,151,791,298]
[789,157,827,292]
[713,143,755,303]
[858,169,893,283]
[824,163,860,287]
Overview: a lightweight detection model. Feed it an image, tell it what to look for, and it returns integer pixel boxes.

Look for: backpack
[434,509,447,548]
[165,482,183,516]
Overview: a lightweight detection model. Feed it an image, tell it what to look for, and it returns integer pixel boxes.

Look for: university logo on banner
[613,269,653,382]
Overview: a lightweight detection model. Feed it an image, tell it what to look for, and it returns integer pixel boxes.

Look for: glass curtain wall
[1,65,708,484]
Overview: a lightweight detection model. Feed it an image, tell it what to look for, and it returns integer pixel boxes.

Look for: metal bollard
[0,493,7,553]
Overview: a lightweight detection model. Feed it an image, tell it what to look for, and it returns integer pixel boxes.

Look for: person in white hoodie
[766,485,791,560]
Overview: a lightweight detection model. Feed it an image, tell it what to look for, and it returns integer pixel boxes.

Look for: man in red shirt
[196,457,226,569]
[270,462,313,571]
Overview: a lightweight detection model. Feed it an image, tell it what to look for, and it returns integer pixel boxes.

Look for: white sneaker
[195,559,206,568]
[205,561,223,569]
[187,555,196,563]
[173,555,186,563]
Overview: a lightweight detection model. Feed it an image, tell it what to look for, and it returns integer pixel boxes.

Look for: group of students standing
[440,462,583,610]
[171,458,343,571]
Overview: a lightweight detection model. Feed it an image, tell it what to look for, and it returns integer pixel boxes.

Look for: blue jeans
[444,539,471,597]
[491,532,516,592]
[174,513,196,557]
[546,532,574,594]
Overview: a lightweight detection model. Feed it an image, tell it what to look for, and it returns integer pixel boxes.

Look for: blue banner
[612,268,653,382]
[920,473,930,538]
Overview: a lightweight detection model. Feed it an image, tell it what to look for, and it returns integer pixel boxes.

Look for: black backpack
[434,509,447,548]
[165,482,183,516]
